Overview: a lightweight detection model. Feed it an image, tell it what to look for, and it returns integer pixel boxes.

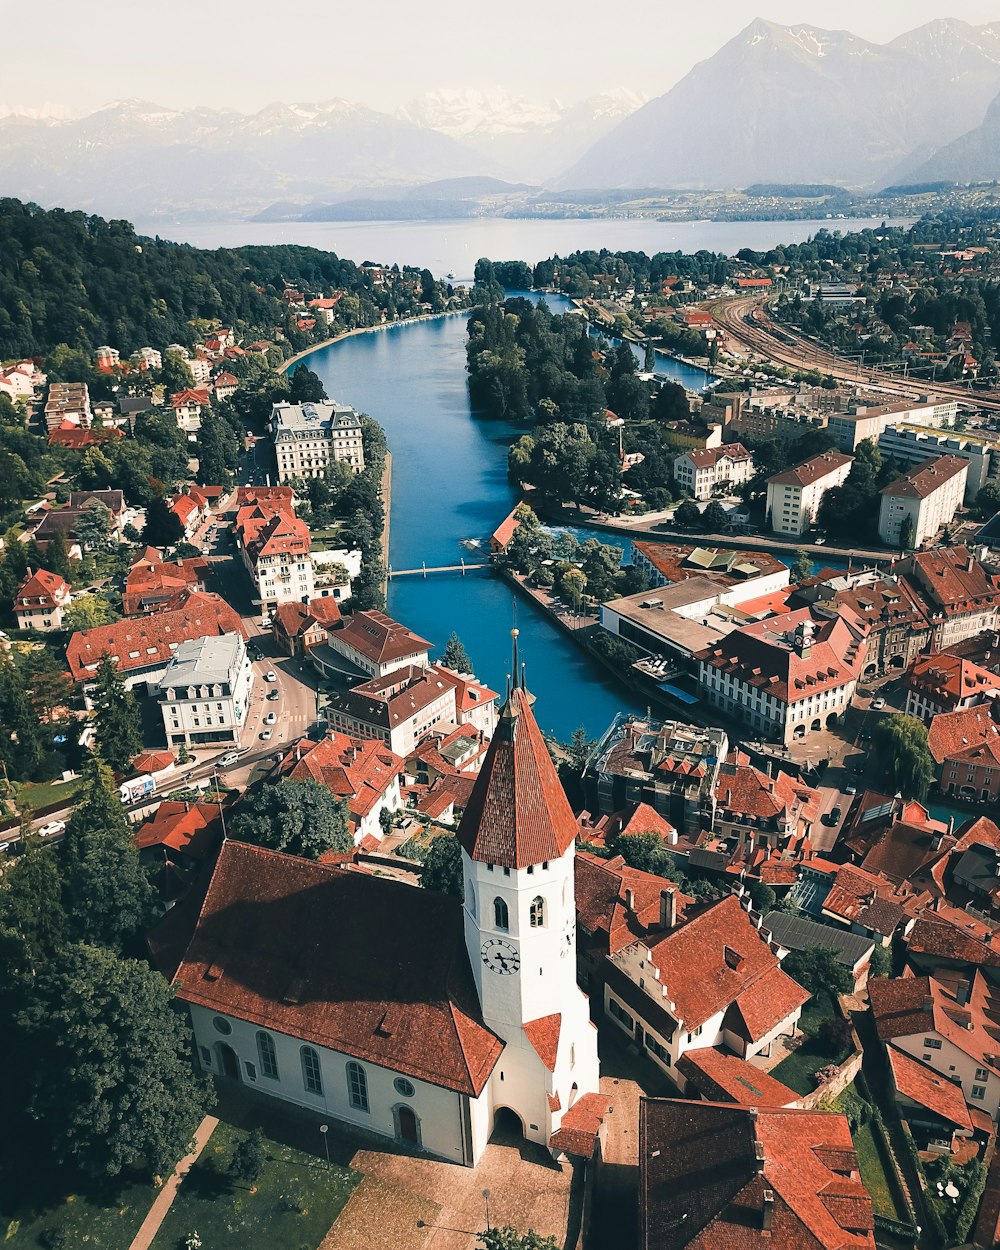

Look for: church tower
[457,634,601,1154]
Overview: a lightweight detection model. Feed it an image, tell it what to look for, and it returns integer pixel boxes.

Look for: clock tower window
[529,896,545,928]
[493,897,509,931]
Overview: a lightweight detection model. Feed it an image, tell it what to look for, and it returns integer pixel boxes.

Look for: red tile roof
[14,567,70,611]
[166,840,504,1095]
[907,653,1000,707]
[887,1046,972,1130]
[66,590,245,682]
[122,558,207,616]
[523,1013,561,1071]
[675,1048,800,1107]
[457,687,579,869]
[632,541,786,587]
[927,701,1000,765]
[246,511,311,561]
[272,597,342,643]
[132,750,175,774]
[683,443,754,470]
[575,852,686,956]
[134,800,223,860]
[490,507,520,551]
[904,546,1000,618]
[334,610,431,666]
[768,449,853,488]
[640,1100,875,1250]
[881,454,967,500]
[279,732,404,824]
[549,1092,611,1160]
[170,387,211,408]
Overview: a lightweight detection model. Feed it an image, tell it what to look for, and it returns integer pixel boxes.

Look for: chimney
[968,553,975,573]
[762,1189,775,1232]
[660,887,677,930]
[625,887,636,912]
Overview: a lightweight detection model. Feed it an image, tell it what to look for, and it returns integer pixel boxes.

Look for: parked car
[267,689,280,701]
[260,729,273,741]
[218,752,240,768]
[38,820,66,839]
[844,784,857,795]
[871,696,886,710]
[263,671,277,682]
[264,711,276,725]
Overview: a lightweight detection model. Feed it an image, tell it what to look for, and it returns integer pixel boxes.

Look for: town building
[928,700,1000,805]
[828,397,958,453]
[13,567,71,632]
[765,450,853,537]
[897,547,1000,650]
[639,1100,876,1250]
[712,751,820,852]
[630,542,788,602]
[170,387,211,433]
[696,607,868,745]
[44,381,91,432]
[321,609,431,680]
[604,894,809,1076]
[583,714,728,835]
[878,454,968,548]
[904,652,1000,721]
[156,632,254,749]
[153,680,606,1167]
[271,598,342,658]
[122,550,208,616]
[278,732,404,845]
[672,443,754,500]
[270,401,365,483]
[240,511,314,612]
[66,589,246,690]
[877,423,999,503]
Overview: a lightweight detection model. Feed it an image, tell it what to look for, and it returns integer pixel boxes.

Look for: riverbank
[380,450,392,569]
[278,308,471,376]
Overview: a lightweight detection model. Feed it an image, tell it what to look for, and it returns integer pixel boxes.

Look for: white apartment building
[673,443,754,500]
[878,455,968,548]
[156,632,254,748]
[271,401,365,483]
[828,398,958,453]
[765,449,853,537]
[878,423,998,503]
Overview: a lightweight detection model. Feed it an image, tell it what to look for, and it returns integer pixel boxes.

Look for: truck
[119,774,155,805]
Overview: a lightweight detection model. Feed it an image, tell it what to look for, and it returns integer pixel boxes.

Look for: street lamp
[212,769,227,840]
[482,1188,491,1232]
[319,1123,330,1169]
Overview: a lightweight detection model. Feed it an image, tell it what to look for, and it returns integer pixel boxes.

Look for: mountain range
[3,18,1000,222]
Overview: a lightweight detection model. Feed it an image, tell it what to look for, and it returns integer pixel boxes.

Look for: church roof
[164,840,504,1096]
[457,685,578,869]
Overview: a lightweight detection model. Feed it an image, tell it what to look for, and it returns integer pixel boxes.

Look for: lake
[138,216,916,284]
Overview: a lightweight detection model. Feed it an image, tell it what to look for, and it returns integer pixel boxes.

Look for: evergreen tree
[196,409,239,487]
[59,752,152,951]
[231,1127,267,1186]
[441,632,473,674]
[92,655,143,774]
[790,550,814,582]
[230,778,352,860]
[15,942,211,1179]
[143,495,184,547]
[0,827,67,970]
[42,528,72,581]
[0,655,47,779]
[675,499,701,528]
[288,365,327,404]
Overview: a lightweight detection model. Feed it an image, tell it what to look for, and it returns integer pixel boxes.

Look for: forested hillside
[0,199,454,361]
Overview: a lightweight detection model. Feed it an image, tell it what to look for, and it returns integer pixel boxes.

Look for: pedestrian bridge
[388,561,489,578]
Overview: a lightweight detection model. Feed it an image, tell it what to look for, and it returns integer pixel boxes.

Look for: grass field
[15,776,82,811]
[769,992,851,1096]
[149,1122,361,1250]
[2,1173,157,1249]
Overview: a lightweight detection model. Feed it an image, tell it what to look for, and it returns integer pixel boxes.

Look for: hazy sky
[6,0,1000,116]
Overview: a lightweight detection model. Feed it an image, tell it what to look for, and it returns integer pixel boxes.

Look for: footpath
[126,1115,219,1250]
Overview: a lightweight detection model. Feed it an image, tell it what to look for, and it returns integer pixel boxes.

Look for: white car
[264,711,276,725]
[218,752,240,768]
[260,729,273,741]
[38,820,66,839]
[871,697,886,710]
[263,671,277,683]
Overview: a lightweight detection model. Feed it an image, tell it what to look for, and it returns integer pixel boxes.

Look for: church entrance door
[218,1043,239,1080]
[398,1106,419,1144]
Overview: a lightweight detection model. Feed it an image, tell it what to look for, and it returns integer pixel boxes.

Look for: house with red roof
[905,651,1000,722]
[673,443,755,501]
[928,699,1000,805]
[675,1047,801,1109]
[639,1100,875,1250]
[136,800,224,908]
[713,750,819,852]
[322,609,431,680]
[604,893,809,1078]
[279,731,404,844]
[489,506,520,555]
[169,491,205,539]
[122,555,208,616]
[170,387,211,433]
[151,678,605,1166]
[271,597,342,656]
[212,371,238,400]
[14,567,71,632]
[240,510,313,612]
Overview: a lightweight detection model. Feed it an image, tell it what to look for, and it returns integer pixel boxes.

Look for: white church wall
[190,1005,473,1165]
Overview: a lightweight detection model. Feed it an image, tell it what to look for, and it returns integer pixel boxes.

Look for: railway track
[708,296,1000,413]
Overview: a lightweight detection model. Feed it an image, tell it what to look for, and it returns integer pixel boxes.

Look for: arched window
[466,880,477,917]
[346,1060,369,1112]
[493,897,509,931]
[301,1046,323,1095]
[530,896,545,928]
[257,1031,279,1080]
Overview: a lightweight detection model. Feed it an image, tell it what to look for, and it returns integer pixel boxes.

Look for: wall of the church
[189,1005,482,1165]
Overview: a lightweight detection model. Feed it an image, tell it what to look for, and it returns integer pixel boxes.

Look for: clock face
[481,938,520,975]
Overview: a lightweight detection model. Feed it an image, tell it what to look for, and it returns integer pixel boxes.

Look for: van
[218,752,240,768]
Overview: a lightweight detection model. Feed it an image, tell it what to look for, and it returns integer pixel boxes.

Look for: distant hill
[558,17,1000,190]
[909,92,1000,183]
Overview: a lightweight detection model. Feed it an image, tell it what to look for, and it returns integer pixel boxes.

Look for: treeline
[475,248,731,298]
[0,198,460,361]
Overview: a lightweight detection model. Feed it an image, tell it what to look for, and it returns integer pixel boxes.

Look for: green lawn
[769,993,852,1096]
[149,1122,361,1250]
[850,1117,910,1222]
[2,1173,157,1249]
[15,776,82,811]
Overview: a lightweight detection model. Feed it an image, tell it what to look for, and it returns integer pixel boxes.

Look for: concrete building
[828,398,958,453]
[904,653,1000,722]
[156,631,254,749]
[765,450,853,537]
[270,401,365,483]
[878,455,968,548]
[877,423,999,503]
[44,381,91,432]
[673,443,754,500]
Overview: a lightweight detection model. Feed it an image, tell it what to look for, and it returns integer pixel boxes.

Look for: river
[139,216,916,284]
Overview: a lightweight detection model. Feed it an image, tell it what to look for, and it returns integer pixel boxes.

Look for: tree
[870,945,892,978]
[196,410,239,487]
[288,365,327,404]
[379,807,393,838]
[701,500,728,533]
[0,655,47,779]
[675,499,701,528]
[442,632,473,674]
[898,514,915,550]
[75,500,112,553]
[478,1229,559,1250]
[872,715,935,802]
[59,752,152,951]
[0,830,67,970]
[230,778,352,860]
[92,655,143,774]
[748,881,776,914]
[143,495,184,547]
[43,528,72,581]
[790,550,814,583]
[560,566,587,612]
[14,942,211,1179]
[569,726,593,770]
[782,947,853,999]
[63,593,119,632]
[421,833,462,898]
[230,1127,267,1186]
